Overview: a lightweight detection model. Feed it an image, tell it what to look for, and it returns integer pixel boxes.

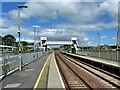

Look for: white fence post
[19,54,22,71]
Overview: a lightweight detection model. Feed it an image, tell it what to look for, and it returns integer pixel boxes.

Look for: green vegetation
[1,34,34,52]
[63,45,71,50]
[0,36,2,45]
[2,35,16,46]
[0,66,3,75]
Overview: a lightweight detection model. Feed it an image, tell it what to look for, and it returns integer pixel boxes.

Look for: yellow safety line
[33,53,52,90]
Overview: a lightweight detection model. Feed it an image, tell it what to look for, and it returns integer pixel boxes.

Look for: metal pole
[116,30,119,61]
[18,7,20,52]
[97,33,100,49]
[17,5,28,71]
[37,30,38,48]
[82,41,84,55]
[18,7,21,71]
[97,33,100,58]
[83,41,84,50]
[38,30,39,46]
[33,27,36,61]
[34,27,36,51]
[115,28,119,61]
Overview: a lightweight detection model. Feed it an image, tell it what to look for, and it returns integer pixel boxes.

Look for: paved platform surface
[1,53,49,89]
[1,52,66,89]
[47,52,65,89]
[67,53,120,68]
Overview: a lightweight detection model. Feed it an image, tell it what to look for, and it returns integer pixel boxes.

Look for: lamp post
[117,30,119,62]
[32,26,40,61]
[37,30,39,48]
[115,1,120,64]
[97,32,100,58]
[18,5,28,71]
[82,41,84,50]
[32,26,40,50]
[32,27,36,51]
[115,28,119,61]
[97,32,100,49]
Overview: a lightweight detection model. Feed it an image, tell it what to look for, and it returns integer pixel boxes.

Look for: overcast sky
[1,0,119,46]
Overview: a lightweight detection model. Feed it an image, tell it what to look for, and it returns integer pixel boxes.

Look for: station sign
[41,37,47,40]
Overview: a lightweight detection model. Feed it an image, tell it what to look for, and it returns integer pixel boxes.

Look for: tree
[3,35,16,46]
[21,41,28,46]
[0,36,2,45]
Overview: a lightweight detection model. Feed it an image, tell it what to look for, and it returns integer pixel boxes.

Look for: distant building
[100,45,111,50]
[78,46,97,50]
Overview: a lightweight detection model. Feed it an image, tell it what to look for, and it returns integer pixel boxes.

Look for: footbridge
[40,37,78,53]
[45,41,73,45]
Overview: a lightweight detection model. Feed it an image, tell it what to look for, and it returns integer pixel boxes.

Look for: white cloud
[1,1,118,45]
[2,0,119,2]
[0,19,3,30]
[87,41,93,45]
[55,22,117,32]
[6,1,118,31]
[8,1,118,23]
[112,36,116,40]
[83,37,89,41]
[16,38,34,43]
[101,35,107,39]
[98,1,118,20]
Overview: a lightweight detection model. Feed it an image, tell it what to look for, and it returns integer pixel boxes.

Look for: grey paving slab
[1,54,49,89]
[37,54,51,89]
[47,52,65,89]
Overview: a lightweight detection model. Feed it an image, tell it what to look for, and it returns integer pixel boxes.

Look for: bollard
[0,79,2,90]
[36,53,38,61]
[98,51,100,58]
[3,58,7,76]
[19,54,22,71]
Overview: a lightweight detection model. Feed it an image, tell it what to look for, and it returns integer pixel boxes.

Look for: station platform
[1,52,65,89]
[33,52,65,89]
[47,52,65,88]
[64,52,120,68]
[1,53,49,89]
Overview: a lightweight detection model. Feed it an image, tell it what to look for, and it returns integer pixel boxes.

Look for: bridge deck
[45,41,73,45]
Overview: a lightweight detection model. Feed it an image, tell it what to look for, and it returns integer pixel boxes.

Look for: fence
[0,51,47,77]
[77,50,120,61]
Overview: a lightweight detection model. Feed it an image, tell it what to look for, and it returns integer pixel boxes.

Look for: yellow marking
[33,53,52,90]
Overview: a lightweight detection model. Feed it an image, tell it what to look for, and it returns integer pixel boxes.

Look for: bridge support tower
[40,37,47,51]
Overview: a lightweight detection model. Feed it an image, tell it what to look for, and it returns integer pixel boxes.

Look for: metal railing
[0,51,47,77]
[77,50,120,61]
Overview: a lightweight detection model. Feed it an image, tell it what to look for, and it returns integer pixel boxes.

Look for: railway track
[63,54,120,88]
[55,52,90,89]
[55,51,120,89]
